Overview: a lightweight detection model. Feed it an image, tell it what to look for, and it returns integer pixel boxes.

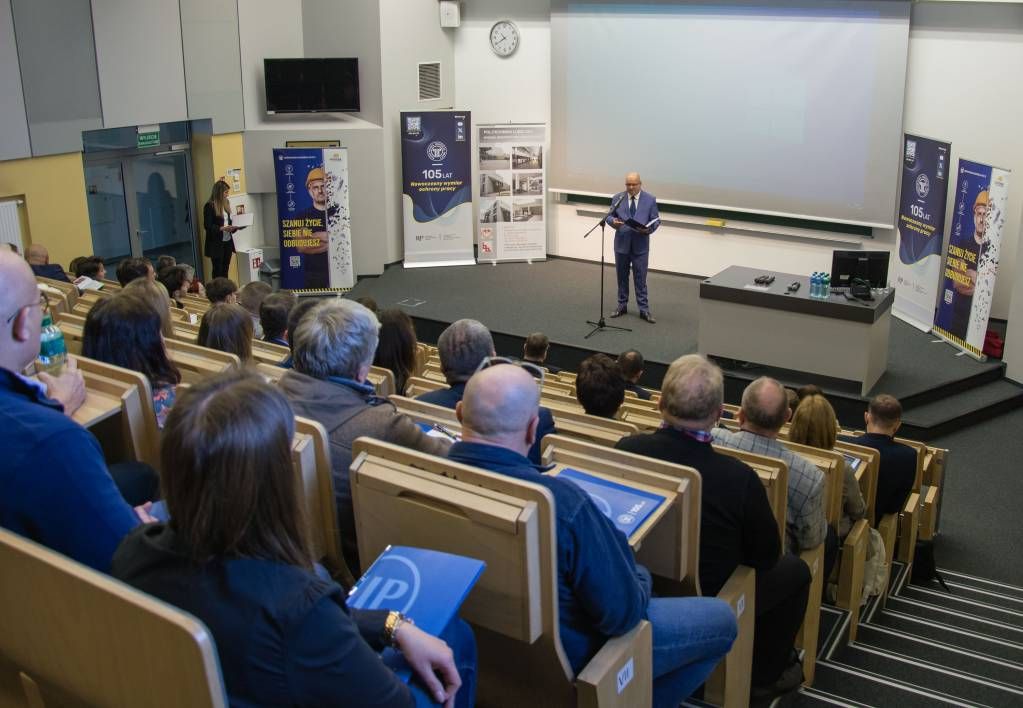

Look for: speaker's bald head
[461,364,540,438]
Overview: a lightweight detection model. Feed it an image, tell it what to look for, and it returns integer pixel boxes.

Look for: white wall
[237,0,305,130]
[452,1,1023,320]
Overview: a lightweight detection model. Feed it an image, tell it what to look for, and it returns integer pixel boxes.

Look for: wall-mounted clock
[490,20,520,58]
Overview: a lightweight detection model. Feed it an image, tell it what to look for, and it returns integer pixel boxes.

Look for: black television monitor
[830,250,890,289]
[264,58,360,114]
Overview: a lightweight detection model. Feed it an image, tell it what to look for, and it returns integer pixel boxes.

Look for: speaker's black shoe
[610,308,627,318]
[640,311,656,324]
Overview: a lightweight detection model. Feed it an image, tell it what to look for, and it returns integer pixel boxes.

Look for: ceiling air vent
[418,62,441,101]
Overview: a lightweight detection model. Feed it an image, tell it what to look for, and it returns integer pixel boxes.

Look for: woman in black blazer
[203,179,237,278]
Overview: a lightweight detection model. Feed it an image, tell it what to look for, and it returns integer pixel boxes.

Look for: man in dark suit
[606,172,660,323]
[615,354,809,699]
[417,319,555,463]
[522,331,560,374]
[25,244,71,283]
[850,394,917,516]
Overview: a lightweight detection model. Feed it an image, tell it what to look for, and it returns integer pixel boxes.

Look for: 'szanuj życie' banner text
[476,124,548,263]
[932,158,1010,359]
[401,111,475,268]
[892,134,951,332]
[273,147,354,291]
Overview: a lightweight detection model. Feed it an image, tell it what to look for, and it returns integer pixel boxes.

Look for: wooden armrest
[919,485,939,541]
[576,620,652,708]
[796,544,825,685]
[704,565,755,708]
[897,492,921,565]
[836,519,869,641]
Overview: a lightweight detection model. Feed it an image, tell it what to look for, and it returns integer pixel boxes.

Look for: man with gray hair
[616,355,810,697]
[450,363,736,706]
[417,318,555,463]
[278,299,449,573]
[712,376,827,554]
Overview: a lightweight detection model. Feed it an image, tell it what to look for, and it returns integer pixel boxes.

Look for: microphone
[610,193,625,210]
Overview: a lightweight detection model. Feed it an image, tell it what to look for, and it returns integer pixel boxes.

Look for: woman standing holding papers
[203,180,237,279]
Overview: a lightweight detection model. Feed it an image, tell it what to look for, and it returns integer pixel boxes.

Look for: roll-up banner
[401,111,475,268]
[892,134,951,332]
[932,158,1010,359]
[273,147,354,291]
[477,124,548,263]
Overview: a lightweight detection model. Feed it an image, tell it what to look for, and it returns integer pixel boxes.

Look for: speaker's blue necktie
[629,196,636,217]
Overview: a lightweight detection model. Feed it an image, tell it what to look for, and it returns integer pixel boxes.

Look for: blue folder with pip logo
[348,546,485,680]
[557,468,666,537]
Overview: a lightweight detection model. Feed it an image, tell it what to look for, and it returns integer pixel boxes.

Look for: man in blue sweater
[0,249,143,571]
[448,362,736,706]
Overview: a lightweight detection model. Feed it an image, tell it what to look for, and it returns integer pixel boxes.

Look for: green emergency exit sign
[137,126,160,148]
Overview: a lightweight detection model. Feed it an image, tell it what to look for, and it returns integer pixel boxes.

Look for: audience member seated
[158,265,193,308]
[417,319,555,464]
[713,377,828,555]
[155,255,176,272]
[73,255,107,282]
[238,280,272,338]
[260,291,298,347]
[522,331,560,374]
[789,394,866,538]
[68,256,88,279]
[850,394,917,516]
[116,256,154,287]
[180,262,205,296]
[25,244,71,282]
[615,355,810,699]
[205,276,238,305]
[374,308,419,395]
[617,349,652,400]
[0,249,148,571]
[796,384,823,402]
[278,300,450,573]
[355,295,379,315]
[112,369,476,707]
[198,303,253,363]
[575,353,626,419]
[82,293,182,428]
[449,362,736,705]
[123,278,175,337]
[786,387,799,416]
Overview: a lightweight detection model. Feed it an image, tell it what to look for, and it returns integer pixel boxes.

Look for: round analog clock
[490,20,520,58]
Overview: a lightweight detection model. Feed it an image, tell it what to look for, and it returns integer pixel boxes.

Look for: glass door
[84,147,198,269]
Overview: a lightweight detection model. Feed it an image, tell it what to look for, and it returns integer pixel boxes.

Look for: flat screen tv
[830,250,890,289]
[264,58,360,114]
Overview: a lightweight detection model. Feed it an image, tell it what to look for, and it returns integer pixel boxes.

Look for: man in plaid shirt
[712,377,827,553]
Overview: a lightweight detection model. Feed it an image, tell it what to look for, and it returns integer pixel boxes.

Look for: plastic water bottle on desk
[37,312,67,376]
[822,274,831,299]
[809,273,820,298]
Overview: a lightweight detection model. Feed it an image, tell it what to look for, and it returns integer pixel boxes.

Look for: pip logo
[348,554,422,614]
[426,141,448,161]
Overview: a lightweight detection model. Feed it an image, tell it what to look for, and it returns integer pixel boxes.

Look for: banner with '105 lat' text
[401,111,475,268]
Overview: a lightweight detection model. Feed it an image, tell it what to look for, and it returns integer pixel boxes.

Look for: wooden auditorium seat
[349,438,653,708]
[163,339,240,384]
[0,528,226,708]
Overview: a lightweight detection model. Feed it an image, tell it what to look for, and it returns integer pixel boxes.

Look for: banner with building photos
[892,134,951,332]
[932,158,1010,359]
[400,110,475,268]
[477,124,547,263]
[272,147,353,290]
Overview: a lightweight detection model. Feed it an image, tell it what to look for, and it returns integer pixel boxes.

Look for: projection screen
[550,0,911,229]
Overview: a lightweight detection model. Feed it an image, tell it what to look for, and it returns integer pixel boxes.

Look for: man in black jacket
[851,394,917,516]
[615,353,809,699]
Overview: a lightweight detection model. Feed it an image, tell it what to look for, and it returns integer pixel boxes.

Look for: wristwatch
[384,611,414,647]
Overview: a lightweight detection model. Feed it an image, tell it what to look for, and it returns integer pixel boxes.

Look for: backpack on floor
[910,539,951,592]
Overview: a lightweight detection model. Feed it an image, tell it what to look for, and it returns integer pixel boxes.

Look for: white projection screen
[550,0,911,229]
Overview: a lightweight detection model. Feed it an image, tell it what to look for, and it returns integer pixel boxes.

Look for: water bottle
[810,273,820,298]
[37,312,67,376]
[822,274,831,298]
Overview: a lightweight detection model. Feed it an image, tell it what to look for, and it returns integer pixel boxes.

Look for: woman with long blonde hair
[203,179,237,279]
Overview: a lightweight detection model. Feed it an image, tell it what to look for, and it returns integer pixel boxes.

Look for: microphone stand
[584,197,631,339]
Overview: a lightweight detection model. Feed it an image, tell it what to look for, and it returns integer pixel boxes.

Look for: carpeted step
[831,642,1023,706]
[883,595,1023,644]
[897,584,1023,626]
[899,378,1023,439]
[854,623,1023,686]
[937,569,1023,603]
[808,660,974,707]
[788,686,876,706]
[871,608,1023,665]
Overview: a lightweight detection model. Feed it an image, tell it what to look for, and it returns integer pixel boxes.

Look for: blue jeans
[408,618,477,708]
[646,596,737,708]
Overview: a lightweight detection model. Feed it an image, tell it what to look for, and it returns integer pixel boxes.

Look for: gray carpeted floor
[927,406,1023,586]
[349,258,1001,399]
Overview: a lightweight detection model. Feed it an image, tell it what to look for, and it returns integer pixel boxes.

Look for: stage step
[900,378,1023,440]
[939,568,1023,603]
[871,608,1023,664]
[800,659,974,707]
[897,583,1023,625]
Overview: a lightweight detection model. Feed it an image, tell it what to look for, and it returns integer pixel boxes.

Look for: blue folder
[348,545,485,679]
[557,467,666,537]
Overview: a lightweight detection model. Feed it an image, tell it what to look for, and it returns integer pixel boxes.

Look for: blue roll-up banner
[933,158,1011,359]
[273,147,354,291]
[401,111,475,268]
[892,135,951,332]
